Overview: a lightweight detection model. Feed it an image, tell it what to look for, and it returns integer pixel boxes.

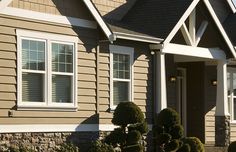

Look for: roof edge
[114,32,163,44]
[82,0,114,42]
[164,0,200,44]
[204,0,236,58]
[226,0,236,13]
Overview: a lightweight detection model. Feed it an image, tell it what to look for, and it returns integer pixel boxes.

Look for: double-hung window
[110,45,134,109]
[227,68,236,122]
[17,30,77,110]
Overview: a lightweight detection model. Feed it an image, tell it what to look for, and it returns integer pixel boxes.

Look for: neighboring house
[0,0,236,151]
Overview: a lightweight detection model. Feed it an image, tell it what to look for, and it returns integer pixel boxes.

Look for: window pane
[22,73,44,102]
[52,75,72,103]
[22,39,45,70]
[113,81,129,105]
[52,43,73,73]
[113,53,130,79]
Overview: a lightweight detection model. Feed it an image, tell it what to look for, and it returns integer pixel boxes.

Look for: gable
[165,0,236,58]
[8,0,94,20]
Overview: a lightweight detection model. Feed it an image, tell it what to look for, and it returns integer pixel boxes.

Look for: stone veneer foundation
[215,115,230,147]
[0,132,99,152]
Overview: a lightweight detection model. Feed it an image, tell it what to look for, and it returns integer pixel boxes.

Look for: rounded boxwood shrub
[177,144,191,152]
[170,124,184,139]
[165,139,179,152]
[228,141,236,152]
[123,144,143,152]
[105,127,126,146]
[112,102,144,126]
[156,108,180,131]
[126,130,142,145]
[128,122,148,135]
[182,137,204,152]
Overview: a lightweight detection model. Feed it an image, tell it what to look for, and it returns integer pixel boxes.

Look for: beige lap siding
[0,14,99,125]
[205,108,216,145]
[9,0,93,20]
[98,42,153,124]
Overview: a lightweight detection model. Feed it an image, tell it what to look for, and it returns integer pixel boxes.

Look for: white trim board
[154,43,226,60]
[82,0,113,41]
[0,0,12,11]
[164,0,236,59]
[0,7,97,29]
[0,124,153,133]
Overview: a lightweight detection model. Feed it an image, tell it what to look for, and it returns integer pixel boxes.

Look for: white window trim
[228,67,236,123]
[109,45,134,110]
[17,29,78,111]
[227,0,236,13]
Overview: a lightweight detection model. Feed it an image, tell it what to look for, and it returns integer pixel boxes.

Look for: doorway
[177,68,187,135]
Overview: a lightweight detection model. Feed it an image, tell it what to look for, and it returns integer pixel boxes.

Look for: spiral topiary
[104,102,148,152]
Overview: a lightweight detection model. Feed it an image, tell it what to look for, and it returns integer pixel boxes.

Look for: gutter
[112,32,163,44]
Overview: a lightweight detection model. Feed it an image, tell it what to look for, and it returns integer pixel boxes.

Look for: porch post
[156,52,167,113]
[215,60,230,146]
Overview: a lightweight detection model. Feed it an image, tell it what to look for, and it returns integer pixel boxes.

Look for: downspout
[96,44,100,114]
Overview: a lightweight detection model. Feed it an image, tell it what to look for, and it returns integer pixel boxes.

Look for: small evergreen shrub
[104,102,148,152]
[154,108,183,152]
[88,140,114,152]
[181,137,204,152]
[123,144,143,152]
[177,144,191,152]
[105,127,126,146]
[126,130,142,144]
[128,122,148,135]
[112,102,144,126]
[228,141,236,152]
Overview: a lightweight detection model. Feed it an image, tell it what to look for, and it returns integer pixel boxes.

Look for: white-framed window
[227,68,236,122]
[17,29,78,111]
[109,45,134,110]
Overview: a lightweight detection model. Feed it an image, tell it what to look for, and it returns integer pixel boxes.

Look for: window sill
[17,105,77,112]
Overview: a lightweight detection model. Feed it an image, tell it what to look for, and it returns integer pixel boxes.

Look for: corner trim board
[0,7,97,29]
[0,124,153,133]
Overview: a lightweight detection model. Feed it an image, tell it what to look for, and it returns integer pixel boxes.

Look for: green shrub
[126,130,142,144]
[170,125,184,139]
[165,139,179,152]
[128,122,148,135]
[123,144,143,152]
[228,141,236,152]
[177,144,191,152]
[156,133,171,145]
[112,102,144,126]
[56,142,79,152]
[105,127,126,146]
[88,140,114,152]
[182,137,204,152]
[156,108,181,131]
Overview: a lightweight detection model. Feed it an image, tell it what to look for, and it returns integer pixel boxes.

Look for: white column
[156,52,167,113]
[216,60,229,116]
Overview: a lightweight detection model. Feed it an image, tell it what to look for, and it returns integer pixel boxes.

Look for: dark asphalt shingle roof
[107,0,193,40]
[224,14,236,46]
